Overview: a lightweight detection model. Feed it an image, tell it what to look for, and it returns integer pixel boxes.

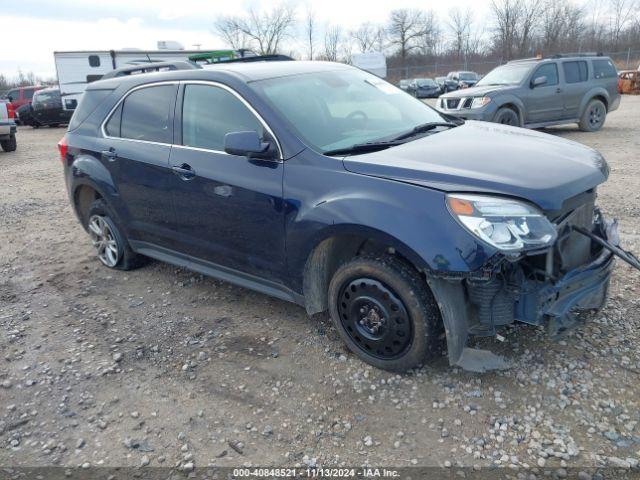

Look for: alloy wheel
[589,104,604,128]
[88,215,120,267]
[337,278,413,360]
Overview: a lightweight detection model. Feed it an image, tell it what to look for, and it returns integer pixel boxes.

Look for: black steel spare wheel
[338,278,413,359]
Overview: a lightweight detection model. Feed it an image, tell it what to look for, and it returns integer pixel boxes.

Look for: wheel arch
[578,88,610,116]
[301,225,430,316]
[492,97,525,125]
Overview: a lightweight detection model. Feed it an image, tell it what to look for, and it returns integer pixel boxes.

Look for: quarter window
[116,85,175,143]
[592,59,617,79]
[532,63,559,86]
[563,61,588,83]
[181,84,263,152]
[89,55,101,67]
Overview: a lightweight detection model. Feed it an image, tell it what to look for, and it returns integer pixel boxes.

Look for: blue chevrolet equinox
[60,59,632,372]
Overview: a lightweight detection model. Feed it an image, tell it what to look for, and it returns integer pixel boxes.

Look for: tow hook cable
[572,226,640,271]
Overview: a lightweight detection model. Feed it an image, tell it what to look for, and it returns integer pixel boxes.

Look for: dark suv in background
[60,59,631,372]
[437,54,620,131]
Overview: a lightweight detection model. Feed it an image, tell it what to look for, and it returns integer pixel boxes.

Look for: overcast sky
[1,0,487,79]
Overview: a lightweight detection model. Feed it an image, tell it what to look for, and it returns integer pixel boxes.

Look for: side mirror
[531,76,547,88]
[224,131,276,160]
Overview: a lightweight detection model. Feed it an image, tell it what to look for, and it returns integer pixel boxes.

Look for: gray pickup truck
[436,54,620,131]
[0,100,17,152]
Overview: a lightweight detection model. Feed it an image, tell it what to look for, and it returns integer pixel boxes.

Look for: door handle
[101,149,117,162]
[556,87,563,93]
[172,163,196,180]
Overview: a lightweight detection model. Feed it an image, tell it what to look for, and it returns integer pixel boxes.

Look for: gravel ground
[1,98,639,477]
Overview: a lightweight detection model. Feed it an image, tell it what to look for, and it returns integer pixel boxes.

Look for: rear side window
[563,61,588,83]
[69,89,113,131]
[114,85,176,143]
[24,88,36,100]
[593,59,617,79]
[88,55,101,67]
[533,63,559,86]
[181,84,263,151]
[7,89,19,101]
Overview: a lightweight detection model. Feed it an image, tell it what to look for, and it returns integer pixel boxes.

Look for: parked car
[30,87,73,127]
[437,54,620,131]
[446,71,480,89]
[398,79,411,91]
[16,103,38,127]
[436,76,459,92]
[0,100,17,152]
[618,69,640,94]
[1,85,44,111]
[408,78,441,98]
[61,59,631,372]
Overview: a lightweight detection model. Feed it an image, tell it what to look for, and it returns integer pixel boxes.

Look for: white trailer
[54,49,206,110]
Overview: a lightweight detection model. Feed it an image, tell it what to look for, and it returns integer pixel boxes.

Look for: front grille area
[446,98,460,109]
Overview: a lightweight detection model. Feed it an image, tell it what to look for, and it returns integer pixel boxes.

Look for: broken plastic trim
[572,222,640,271]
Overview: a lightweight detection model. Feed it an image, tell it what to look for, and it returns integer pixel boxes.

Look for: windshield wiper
[324,140,404,157]
[390,122,459,142]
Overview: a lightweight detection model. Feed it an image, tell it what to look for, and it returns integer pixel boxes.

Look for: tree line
[215,0,640,71]
[0,70,55,92]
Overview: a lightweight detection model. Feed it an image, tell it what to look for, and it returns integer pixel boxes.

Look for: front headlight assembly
[470,96,491,108]
[446,194,557,253]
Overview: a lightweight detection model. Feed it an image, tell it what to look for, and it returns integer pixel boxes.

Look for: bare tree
[324,25,342,61]
[351,22,378,53]
[215,17,251,50]
[387,9,427,64]
[418,10,441,56]
[490,0,523,60]
[214,5,296,55]
[517,0,541,56]
[448,8,473,59]
[609,0,638,49]
[304,9,316,60]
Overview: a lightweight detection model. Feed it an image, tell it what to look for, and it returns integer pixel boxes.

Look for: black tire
[50,123,60,128]
[1,134,17,152]
[493,107,520,126]
[328,255,443,372]
[85,199,145,270]
[579,99,607,132]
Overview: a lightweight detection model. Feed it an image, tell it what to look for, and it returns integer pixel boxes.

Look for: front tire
[86,199,145,270]
[579,99,606,132]
[328,255,443,372]
[1,134,17,152]
[493,107,520,126]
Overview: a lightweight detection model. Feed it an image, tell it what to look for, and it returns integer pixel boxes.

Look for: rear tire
[85,199,145,270]
[579,99,606,132]
[493,107,520,126]
[1,135,17,152]
[328,255,443,372]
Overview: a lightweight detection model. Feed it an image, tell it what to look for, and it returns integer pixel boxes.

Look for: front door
[169,82,286,282]
[98,83,178,248]
[522,62,564,124]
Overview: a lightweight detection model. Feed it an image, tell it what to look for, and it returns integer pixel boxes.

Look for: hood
[342,121,608,211]
[441,84,517,98]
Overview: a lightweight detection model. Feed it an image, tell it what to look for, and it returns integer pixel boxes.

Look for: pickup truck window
[181,84,262,152]
[563,61,588,83]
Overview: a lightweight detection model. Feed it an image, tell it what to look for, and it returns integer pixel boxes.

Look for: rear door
[168,82,286,281]
[522,62,564,123]
[561,60,589,119]
[97,83,178,248]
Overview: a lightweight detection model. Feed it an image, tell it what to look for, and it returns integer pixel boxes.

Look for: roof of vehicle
[34,87,60,95]
[507,53,612,65]
[89,60,355,90]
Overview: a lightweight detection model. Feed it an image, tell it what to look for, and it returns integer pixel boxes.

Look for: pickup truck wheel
[86,199,145,270]
[328,255,443,372]
[579,99,606,132]
[493,107,520,126]
[1,134,17,152]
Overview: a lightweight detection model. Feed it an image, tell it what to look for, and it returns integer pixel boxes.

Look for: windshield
[34,90,61,103]
[477,64,532,86]
[416,79,436,86]
[458,72,477,81]
[251,69,447,153]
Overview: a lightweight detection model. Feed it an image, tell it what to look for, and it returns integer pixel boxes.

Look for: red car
[2,85,45,110]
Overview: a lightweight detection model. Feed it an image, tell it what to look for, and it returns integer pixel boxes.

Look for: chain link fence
[387,50,640,82]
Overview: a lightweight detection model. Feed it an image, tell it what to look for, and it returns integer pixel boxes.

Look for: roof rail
[101,61,201,80]
[549,52,603,58]
[508,57,541,63]
[207,54,294,64]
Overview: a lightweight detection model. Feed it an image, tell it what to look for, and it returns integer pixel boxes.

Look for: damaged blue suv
[60,60,635,372]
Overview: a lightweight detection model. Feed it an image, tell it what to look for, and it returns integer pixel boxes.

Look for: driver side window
[182,84,263,152]
[533,63,559,86]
